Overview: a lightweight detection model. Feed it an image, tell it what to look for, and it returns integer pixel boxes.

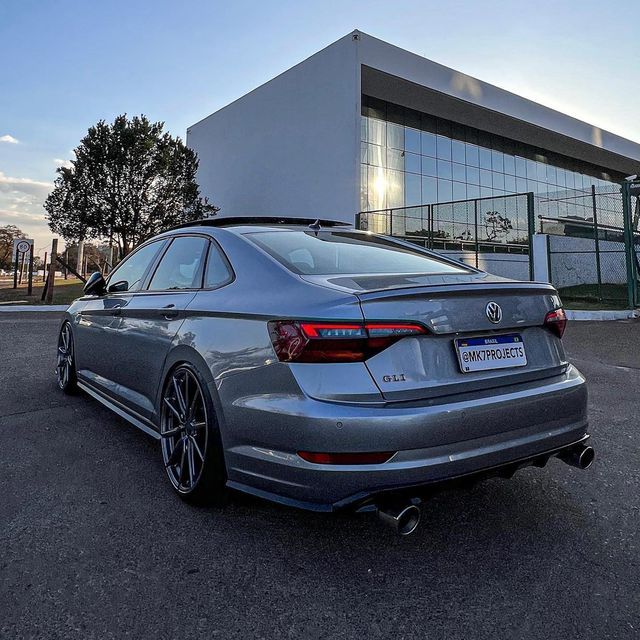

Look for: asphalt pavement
[0,312,638,639]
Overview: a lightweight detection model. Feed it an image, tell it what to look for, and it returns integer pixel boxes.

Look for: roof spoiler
[173,216,352,229]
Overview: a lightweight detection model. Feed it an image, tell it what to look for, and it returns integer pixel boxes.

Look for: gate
[357,192,535,281]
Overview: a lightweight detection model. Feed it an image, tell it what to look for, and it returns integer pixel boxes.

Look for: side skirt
[78,380,160,440]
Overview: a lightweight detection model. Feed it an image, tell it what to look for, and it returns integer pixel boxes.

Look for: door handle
[160,304,178,320]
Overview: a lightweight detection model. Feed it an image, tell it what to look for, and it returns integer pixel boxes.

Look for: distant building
[188,30,640,227]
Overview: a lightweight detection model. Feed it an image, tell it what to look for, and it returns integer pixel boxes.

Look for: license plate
[455,334,527,373]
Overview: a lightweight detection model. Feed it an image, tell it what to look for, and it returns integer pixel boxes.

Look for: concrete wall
[187,34,360,223]
[547,235,628,287]
[440,250,530,281]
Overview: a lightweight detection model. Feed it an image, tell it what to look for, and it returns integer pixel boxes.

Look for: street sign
[12,238,34,291]
[13,238,33,256]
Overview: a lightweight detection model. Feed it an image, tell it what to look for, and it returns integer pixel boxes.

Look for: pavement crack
[0,403,73,424]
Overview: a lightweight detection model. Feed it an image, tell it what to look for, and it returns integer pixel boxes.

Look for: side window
[204,243,233,288]
[107,240,166,292]
[148,236,208,291]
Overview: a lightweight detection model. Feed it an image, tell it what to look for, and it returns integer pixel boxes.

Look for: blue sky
[1,0,639,253]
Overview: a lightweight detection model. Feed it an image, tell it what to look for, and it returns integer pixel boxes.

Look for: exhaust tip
[377,503,421,535]
[578,446,595,469]
[558,443,595,470]
[397,505,421,535]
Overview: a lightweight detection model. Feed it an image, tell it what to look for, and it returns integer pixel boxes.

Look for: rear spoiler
[172,216,352,229]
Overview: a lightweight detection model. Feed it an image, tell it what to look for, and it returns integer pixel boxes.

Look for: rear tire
[159,363,227,506]
[56,321,78,394]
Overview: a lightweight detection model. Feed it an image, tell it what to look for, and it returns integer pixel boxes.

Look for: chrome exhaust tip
[377,503,421,536]
[558,443,595,470]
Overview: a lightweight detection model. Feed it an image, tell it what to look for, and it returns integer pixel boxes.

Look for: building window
[359,95,622,231]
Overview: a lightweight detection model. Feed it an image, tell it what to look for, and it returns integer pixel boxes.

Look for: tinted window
[107,240,166,292]
[148,236,208,290]
[204,243,233,288]
[246,231,469,276]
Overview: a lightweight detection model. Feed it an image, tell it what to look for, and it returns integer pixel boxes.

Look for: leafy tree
[0,225,26,269]
[45,115,218,258]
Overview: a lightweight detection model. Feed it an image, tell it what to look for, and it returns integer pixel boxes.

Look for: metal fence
[357,182,640,307]
[357,192,535,280]
[538,184,640,307]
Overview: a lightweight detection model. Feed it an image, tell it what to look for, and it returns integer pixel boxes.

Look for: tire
[56,321,78,394]
[159,363,227,506]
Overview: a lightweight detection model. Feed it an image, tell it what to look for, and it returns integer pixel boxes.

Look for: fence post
[527,192,535,281]
[27,243,34,296]
[45,238,58,305]
[473,199,479,269]
[591,185,603,302]
[621,181,637,309]
[12,245,19,289]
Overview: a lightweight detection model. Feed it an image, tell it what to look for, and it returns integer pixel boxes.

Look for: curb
[566,309,639,321]
[0,305,68,312]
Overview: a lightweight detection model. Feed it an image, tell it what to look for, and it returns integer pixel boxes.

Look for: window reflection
[360,95,619,217]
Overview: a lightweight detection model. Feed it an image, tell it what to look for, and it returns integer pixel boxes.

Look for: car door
[106,235,210,422]
[74,239,168,393]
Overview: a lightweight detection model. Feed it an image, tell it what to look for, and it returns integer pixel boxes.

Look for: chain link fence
[537,185,639,307]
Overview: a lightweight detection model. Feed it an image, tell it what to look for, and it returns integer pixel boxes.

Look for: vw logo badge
[486,301,502,324]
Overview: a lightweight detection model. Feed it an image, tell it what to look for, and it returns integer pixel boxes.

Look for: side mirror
[83,272,106,296]
[108,280,129,293]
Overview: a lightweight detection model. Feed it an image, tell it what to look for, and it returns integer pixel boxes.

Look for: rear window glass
[245,231,468,276]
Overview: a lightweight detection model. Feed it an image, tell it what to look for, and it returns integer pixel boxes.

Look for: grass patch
[557,283,632,310]
[0,278,85,306]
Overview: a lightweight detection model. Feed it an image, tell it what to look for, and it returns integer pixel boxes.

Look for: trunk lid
[302,272,566,402]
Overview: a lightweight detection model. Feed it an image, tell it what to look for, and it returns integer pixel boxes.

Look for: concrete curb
[0,305,68,312]
[566,309,639,321]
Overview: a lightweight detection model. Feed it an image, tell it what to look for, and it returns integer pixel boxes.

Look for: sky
[1,0,639,257]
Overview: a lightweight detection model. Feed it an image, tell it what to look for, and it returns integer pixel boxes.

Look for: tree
[45,115,218,258]
[0,225,26,269]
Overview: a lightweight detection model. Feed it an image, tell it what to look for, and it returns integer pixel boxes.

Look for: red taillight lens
[544,308,567,338]
[298,451,395,465]
[268,321,427,363]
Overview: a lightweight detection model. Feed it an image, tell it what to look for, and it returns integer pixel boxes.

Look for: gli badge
[485,301,502,324]
[382,374,406,383]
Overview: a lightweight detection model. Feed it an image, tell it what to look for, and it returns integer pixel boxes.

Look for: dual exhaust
[376,442,595,536]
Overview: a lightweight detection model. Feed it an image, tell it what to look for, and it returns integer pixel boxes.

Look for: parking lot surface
[0,312,638,639]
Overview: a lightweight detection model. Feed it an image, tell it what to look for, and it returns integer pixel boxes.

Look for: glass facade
[360,95,622,224]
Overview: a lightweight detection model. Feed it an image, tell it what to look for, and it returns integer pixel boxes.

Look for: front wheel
[160,364,227,505]
[56,322,78,394]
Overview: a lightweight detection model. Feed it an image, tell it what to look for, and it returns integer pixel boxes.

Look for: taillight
[298,451,395,465]
[544,308,567,338]
[268,320,428,363]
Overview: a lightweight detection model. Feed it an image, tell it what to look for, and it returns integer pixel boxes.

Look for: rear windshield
[245,230,469,276]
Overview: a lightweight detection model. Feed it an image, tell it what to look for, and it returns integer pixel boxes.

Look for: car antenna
[308,219,321,235]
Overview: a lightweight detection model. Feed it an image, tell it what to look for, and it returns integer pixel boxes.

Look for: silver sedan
[56,218,592,534]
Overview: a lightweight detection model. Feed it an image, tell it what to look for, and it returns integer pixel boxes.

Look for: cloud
[0,171,53,199]
[0,134,19,144]
[53,158,74,169]
[0,172,54,252]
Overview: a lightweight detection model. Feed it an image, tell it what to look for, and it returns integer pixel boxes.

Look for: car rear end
[221,227,590,512]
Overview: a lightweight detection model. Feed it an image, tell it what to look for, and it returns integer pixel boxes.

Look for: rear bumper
[221,365,588,512]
